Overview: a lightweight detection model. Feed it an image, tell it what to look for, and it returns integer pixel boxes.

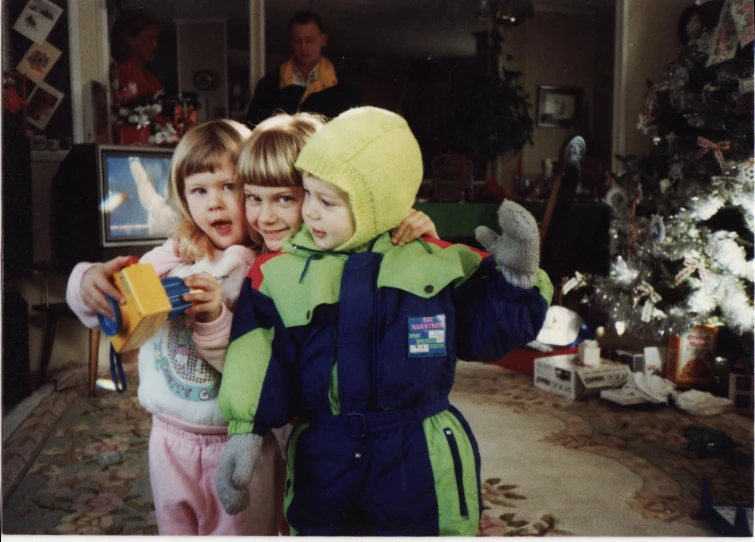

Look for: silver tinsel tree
[567,1,754,343]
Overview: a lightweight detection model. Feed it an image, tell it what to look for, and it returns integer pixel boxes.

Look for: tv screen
[98,145,177,247]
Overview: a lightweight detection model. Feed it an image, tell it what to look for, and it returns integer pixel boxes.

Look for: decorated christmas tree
[567,0,754,352]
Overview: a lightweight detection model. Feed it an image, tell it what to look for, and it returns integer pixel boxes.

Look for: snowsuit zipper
[443,427,470,519]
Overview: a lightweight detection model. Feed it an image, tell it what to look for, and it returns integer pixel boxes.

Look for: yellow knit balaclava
[294,106,423,252]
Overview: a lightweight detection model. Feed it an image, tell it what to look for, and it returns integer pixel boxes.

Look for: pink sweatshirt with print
[66,240,254,426]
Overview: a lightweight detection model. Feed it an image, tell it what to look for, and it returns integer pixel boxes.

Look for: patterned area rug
[2,362,156,535]
[454,362,753,536]
[2,361,752,536]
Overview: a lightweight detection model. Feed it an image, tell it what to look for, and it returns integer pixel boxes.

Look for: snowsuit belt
[303,396,451,438]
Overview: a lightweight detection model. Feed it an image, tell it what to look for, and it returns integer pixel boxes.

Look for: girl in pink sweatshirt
[66,120,280,536]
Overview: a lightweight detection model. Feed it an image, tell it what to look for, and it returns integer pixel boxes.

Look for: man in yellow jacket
[245,11,359,126]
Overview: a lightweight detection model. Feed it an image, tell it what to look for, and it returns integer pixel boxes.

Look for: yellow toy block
[109,263,173,353]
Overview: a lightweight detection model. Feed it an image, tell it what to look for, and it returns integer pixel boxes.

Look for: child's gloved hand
[217,433,264,515]
[474,200,540,289]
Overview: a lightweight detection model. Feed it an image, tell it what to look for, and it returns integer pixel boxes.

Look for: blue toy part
[96,277,192,338]
[109,345,127,393]
[97,295,123,337]
[97,277,193,394]
[161,276,193,320]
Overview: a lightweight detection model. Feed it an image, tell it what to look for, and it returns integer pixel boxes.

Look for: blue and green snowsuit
[219,229,551,536]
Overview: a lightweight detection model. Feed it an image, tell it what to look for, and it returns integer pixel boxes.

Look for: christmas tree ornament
[637,81,660,134]
[669,160,685,182]
[675,255,709,285]
[729,0,754,46]
[649,215,666,240]
[696,136,731,170]
[706,0,742,67]
[604,184,629,215]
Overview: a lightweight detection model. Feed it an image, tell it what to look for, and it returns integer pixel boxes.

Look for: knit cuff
[499,265,535,289]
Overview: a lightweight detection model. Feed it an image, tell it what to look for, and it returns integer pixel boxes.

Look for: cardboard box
[728,358,754,415]
[643,346,667,375]
[729,374,753,415]
[533,354,631,400]
[579,340,601,367]
[666,325,718,386]
[615,349,644,372]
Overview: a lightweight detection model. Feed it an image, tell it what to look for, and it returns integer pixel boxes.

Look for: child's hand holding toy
[474,200,540,289]
[182,272,223,322]
[80,256,135,318]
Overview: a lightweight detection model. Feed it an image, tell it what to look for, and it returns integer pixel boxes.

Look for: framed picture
[12,0,63,45]
[537,85,583,127]
[26,81,64,130]
[16,41,61,84]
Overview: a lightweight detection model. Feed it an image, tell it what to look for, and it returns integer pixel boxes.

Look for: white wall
[619,0,690,158]
[177,19,228,119]
[68,0,110,143]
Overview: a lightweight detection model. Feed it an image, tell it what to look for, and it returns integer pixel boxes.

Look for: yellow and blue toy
[98,258,194,392]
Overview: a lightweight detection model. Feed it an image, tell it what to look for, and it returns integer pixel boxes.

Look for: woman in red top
[110,8,163,103]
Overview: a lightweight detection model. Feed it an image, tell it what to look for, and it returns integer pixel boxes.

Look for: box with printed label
[666,325,718,386]
[533,354,631,400]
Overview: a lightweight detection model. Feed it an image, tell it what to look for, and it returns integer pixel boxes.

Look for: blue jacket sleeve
[453,256,549,361]
[218,276,299,437]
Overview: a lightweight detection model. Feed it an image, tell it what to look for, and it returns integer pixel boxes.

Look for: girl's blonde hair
[236,112,326,250]
[237,112,326,188]
[169,119,252,261]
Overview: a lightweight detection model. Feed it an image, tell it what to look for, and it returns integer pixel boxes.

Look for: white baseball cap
[536,305,583,347]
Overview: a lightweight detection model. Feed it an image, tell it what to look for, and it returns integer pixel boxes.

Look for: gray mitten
[475,200,540,288]
[217,433,264,515]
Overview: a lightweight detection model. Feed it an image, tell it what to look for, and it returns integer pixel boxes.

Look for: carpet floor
[2,361,752,535]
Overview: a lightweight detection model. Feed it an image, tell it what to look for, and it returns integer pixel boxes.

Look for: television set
[52,144,176,272]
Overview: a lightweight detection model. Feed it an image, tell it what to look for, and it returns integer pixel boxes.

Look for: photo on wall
[12,0,64,44]
[26,81,64,130]
[16,41,62,84]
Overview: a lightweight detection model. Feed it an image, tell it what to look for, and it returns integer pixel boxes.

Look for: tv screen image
[99,147,177,247]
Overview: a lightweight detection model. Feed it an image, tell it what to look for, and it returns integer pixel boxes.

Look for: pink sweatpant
[149,414,280,536]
